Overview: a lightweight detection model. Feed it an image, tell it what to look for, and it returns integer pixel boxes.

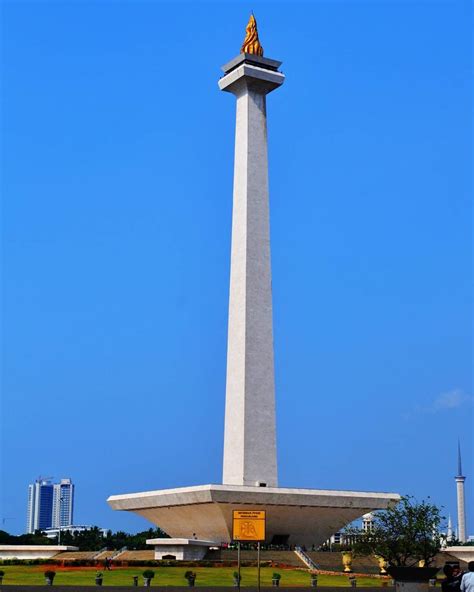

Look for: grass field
[0,566,390,587]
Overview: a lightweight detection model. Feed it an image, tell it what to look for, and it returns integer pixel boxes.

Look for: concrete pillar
[218,55,284,487]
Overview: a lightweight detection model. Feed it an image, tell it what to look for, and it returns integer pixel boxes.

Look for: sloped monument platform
[109,484,398,547]
[108,16,400,548]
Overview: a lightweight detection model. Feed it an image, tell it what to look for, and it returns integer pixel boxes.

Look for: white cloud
[431,389,472,412]
[403,389,473,420]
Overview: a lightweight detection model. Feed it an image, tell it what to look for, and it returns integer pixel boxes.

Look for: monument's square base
[108,484,399,547]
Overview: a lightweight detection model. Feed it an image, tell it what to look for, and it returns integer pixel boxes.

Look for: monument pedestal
[109,483,399,547]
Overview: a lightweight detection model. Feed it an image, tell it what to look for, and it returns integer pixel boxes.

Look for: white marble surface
[108,484,400,547]
[220,57,284,488]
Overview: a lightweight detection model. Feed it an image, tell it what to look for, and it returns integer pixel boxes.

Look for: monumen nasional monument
[108,16,400,553]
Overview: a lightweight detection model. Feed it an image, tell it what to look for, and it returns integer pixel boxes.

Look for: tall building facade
[26,478,74,533]
[27,479,54,533]
[52,479,74,528]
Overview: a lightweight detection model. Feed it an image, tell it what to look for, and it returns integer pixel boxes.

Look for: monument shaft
[219,56,284,487]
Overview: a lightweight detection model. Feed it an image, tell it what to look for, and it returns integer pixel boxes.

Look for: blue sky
[2,0,472,536]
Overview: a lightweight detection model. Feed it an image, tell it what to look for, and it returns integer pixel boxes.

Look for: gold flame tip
[241,13,264,57]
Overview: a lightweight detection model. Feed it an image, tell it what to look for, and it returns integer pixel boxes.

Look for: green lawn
[0,566,388,587]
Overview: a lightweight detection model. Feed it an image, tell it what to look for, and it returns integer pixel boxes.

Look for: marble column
[219,54,284,488]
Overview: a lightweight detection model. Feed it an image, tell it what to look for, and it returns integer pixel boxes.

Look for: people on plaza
[442,565,464,592]
[460,562,474,592]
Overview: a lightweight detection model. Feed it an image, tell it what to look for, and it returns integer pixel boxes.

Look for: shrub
[142,570,155,579]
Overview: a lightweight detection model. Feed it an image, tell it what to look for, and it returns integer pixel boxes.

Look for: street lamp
[58,496,64,546]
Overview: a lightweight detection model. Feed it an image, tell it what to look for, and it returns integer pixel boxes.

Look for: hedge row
[0,559,56,566]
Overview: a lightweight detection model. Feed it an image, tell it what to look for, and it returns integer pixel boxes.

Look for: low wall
[442,548,474,564]
[0,546,78,560]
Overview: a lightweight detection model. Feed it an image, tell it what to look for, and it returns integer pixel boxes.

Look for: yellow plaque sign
[232,510,266,541]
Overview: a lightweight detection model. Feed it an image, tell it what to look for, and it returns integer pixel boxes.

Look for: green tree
[0,530,53,545]
[0,526,169,552]
[348,496,444,567]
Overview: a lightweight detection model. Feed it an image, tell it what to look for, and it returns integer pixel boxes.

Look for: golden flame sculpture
[241,14,264,56]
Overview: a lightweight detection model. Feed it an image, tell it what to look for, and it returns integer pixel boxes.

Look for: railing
[294,546,320,570]
[110,546,128,559]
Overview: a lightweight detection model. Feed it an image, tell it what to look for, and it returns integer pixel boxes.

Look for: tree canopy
[348,496,444,567]
[0,527,168,551]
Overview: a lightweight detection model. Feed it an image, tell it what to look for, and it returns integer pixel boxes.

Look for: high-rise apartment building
[27,479,54,533]
[52,479,74,528]
[26,478,74,533]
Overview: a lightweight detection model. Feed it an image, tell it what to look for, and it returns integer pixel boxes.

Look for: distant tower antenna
[457,439,463,477]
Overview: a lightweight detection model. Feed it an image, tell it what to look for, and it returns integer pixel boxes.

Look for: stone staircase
[306,552,380,574]
[208,548,307,567]
[114,550,154,561]
[53,551,98,560]
[94,549,114,560]
[109,546,128,560]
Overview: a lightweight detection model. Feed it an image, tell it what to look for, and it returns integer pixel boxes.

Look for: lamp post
[58,496,64,545]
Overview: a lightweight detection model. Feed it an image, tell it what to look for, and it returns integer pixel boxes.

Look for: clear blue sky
[2,1,472,537]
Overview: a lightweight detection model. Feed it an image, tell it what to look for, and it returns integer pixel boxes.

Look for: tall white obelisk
[219,16,284,488]
[455,441,467,543]
[108,18,401,545]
